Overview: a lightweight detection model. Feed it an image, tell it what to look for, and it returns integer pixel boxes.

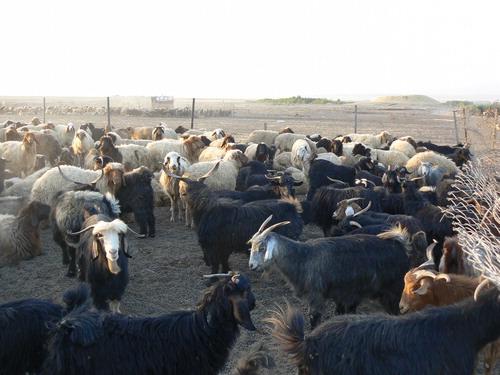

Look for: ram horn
[127,227,146,238]
[57,165,89,185]
[260,220,291,238]
[474,278,490,301]
[413,270,450,282]
[352,201,372,217]
[90,168,104,186]
[160,163,189,181]
[348,221,363,229]
[416,241,437,269]
[326,176,345,184]
[337,197,363,206]
[67,225,95,235]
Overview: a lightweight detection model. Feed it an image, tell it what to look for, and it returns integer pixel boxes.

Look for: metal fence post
[462,108,468,143]
[43,97,46,123]
[264,122,267,130]
[191,98,196,129]
[354,105,358,133]
[453,110,459,144]
[107,97,111,128]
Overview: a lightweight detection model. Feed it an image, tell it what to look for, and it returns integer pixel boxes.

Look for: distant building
[151,96,174,109]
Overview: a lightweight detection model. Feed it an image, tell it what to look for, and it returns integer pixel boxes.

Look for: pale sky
[2,0,499,102]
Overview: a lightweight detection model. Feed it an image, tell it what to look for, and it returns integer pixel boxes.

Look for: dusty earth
[0,98,491,374]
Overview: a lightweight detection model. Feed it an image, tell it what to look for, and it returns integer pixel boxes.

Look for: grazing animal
[0,132,38,177]
[41,273,257,375]
[159,151,191,221]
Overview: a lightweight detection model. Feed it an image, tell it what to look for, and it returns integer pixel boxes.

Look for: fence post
[264,122,267,130]
[191,98,196,129]
[462,107,468,143]
[354,105,358,133]
[453,110,459,144]
[43,97,46,123]
[107,97,111,128]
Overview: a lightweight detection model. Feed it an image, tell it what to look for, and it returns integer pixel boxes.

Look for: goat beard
[107,259,121,274]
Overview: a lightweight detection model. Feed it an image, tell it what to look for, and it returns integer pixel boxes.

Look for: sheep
[198,145,231,162]
[53,123,76,147]
[390,138,417,158]
[58,147,75,165]
[274,133,308,152]
[291,138,317,175]
[165,165,303,274]
[285,166,309,195]
[244,129,279,146]
[40,273,257,375]
[4,126,24,141]
[369,148,410,170]
[416,161,446,187]
[209,134,236,148]
[406,150,460,179]
[30,163,126,205]
[267,287,500,375]
[146,135,207,168]
[159,151,191,221]
[115,166,156,237]
[249,218,410,327]
[202,127,226,141]
[0,201,51,265]
[127,126,155,140]
[71,129,95,167]
[0,132,38,177]
[70,210,139,312]
[315,152,342,166]
[345,130,395,148]
[0,283,91,375]
[273,151,293,171]
[0,166,49,199]
[152,124,178,140]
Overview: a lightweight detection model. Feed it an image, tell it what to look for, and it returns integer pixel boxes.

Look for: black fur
[307,159,356,201]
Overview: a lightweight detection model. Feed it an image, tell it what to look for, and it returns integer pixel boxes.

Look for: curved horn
[90,168,104,186]
[198,160,221,182]
[411,176,425,181]
[257,215,273,235]
[352,201,372,217]
[327,176,345,184]
[413,270,450,283]
[338,197,363,206]
[265,174,281,181]
[127,227,146,238]
[474,278,490,301]
[260,221,291,238]
[67,225,95,236]
[348,221,363,229]
[57,165,88,185]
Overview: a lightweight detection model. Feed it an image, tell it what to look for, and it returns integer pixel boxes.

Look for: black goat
[315,137,333,152]
[249,219,410,327]
[416,140,463,155]
[307,158,356,201]
[165,166,303,274]
[331,139,343,156]
[115,166,156,237]
[268,287,500,375]
[232,342,275,375]
[236,160,269,191]
[81,122,106,141]
[382,165,410,193]
[0,283,91,375]
[41,273,257,375]
[97,135,123,163]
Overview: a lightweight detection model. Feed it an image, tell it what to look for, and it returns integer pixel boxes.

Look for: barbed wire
[444,152,500,287]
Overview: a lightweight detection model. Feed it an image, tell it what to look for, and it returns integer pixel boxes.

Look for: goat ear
[381,173,388,184]
[122,237,132,258]
[230,295,256,331]
[92,240,100,260]
[30,212,40,227]
[414,278,431,295]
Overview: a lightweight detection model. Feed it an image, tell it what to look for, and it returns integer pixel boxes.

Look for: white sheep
[198,146,228,162]
[274,133,308,152]
[406,151,460,179]
[345,131,394,149]
[315,153,342,165]
[0,132,38,177]
[145,136,207,169]
[71,130,95,167]
[152,125,178,141]
[389,139,417,158]
[244,130,279,146]
[273,151,293,171]
[53,123,76,147]
[291,138,317,175]
[1,167,49,199]
[369,149,410,170]
[202,128,226,141]
[159,151,191,221]
[30,163,125,205]
[115,144,152,171]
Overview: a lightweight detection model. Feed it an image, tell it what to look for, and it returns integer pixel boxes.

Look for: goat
[164,165,303,274]
[249,218,411,327]
[41,273,257,375]
[416,161,446,187]
[0,283,91,375]
[307,158,356,201]
[0,201,51,265]
[236,160,269,191]
[267,287,500,375]
[438,235,481,277]
[159,151,191,221]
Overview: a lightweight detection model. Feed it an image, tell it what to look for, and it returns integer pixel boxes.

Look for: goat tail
[264,304,307,367]
[62,282,92,312]
[232,342,275,375]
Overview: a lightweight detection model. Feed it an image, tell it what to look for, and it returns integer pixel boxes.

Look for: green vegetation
[444,100,474,107]
[445,100,500,115]
[257,96,345,104]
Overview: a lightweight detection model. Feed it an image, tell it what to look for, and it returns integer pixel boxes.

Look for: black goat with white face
[41,273,257,375]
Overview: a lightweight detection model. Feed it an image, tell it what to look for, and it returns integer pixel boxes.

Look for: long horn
[474,278,490,301]
[160,163,186,180]
[259,220,290,238]
[67,226,95,235]
[265,175,281,181]
[90,168,104,186]
[338,197,363,206]
[327,176,345,184]
[127,227,146,238]
[349,221,363,229]
[352,201,372,217]
[257,215,273,235]
[411,176,425,181]
[57,165,88,185]
[198,160,221,183]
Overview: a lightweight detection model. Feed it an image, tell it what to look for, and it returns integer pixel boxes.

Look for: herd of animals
[0,116,498,375]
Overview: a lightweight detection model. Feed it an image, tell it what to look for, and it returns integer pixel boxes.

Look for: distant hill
[372,95,442,106]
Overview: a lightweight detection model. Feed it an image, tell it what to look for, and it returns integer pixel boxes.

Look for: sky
[2,0,499,102]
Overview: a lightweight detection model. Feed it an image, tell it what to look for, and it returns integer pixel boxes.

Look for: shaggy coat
[41,274,257,375]
[0,201,51,265]
[307,158,356,201]
[268,288,500,375]
[0,132,38,177]
[146,135,207,168]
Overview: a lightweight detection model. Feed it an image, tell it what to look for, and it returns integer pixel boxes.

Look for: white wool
[92,219,128,235]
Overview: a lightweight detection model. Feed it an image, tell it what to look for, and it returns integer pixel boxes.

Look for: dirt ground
[0,100,490,374]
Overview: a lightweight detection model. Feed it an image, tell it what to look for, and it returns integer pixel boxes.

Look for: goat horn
[338,197,363,206]
[413,270,450,282]
[256,215,273,235]
[90,168,104,186]
[203,273,232,278]
[160,163,189,181]
[198,160,221,183]
[67,225,95,235]
[349,221,363,229]
[353,201,372,217]
[327,177,344,184]
[260,220,291,238]
[265,175,281,180]
[127,227,146,238]
[474,278,490,301]
[57,165,88,185]
[411,176,425,181]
